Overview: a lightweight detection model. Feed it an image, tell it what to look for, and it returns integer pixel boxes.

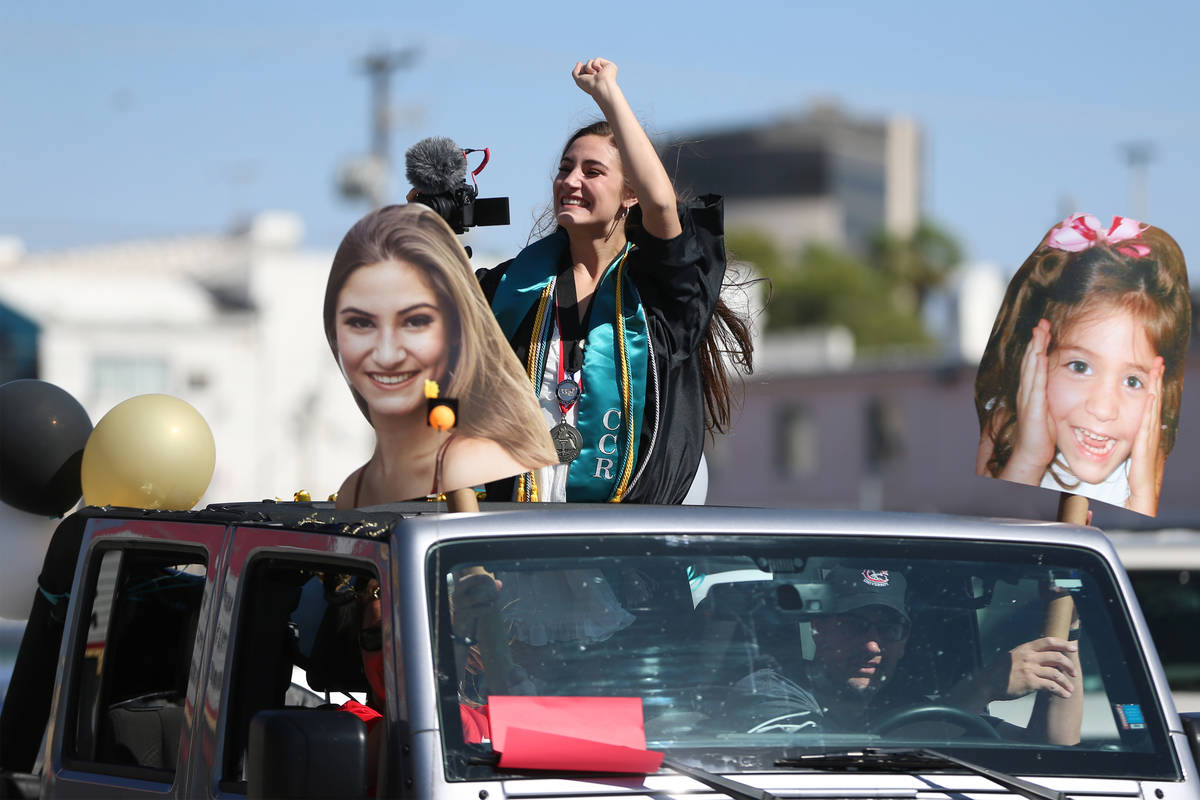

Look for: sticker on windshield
[973,214,1190,517]
[1114,703,1146,730]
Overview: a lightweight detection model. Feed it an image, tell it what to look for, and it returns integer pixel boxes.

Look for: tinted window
[220,557,381,789]
[67,548,207,779]
[1128,569,1200,690]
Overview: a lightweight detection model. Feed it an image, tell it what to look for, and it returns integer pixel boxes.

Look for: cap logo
[861,569,890,587]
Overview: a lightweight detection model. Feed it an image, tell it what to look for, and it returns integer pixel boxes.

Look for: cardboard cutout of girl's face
[336,260,450,421]
[1043,307,1158,486]
[329,205,558,507]
[974,214,1189,517]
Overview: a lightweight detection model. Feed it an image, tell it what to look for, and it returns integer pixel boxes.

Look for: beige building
[660,102,921,256]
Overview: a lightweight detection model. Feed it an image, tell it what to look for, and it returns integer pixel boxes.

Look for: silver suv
[1,504,1197,799]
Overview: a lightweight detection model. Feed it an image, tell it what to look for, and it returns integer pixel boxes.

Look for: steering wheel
[873,704,1001,740]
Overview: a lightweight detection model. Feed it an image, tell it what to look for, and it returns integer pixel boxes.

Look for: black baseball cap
[826,567,909,623]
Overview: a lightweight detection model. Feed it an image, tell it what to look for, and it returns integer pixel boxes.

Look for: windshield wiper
[470,752,778,800]
[775,747,1064,800]
[662,756,781,800]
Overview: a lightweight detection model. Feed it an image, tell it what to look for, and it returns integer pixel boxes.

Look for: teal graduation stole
[491,231,648,501]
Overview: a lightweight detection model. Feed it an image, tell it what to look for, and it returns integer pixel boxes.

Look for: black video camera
[415,182,510,235]
[405,138,510,234]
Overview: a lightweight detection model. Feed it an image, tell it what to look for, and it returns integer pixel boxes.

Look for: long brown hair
[325,204,557,467]
[539,121,756,434]
[975,220,1190,477]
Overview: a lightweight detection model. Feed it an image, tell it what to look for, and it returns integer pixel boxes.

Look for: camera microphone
[404,135,509,235]
[405,137,467,196]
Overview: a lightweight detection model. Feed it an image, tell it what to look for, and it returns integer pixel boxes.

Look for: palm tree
[869,221,963,311]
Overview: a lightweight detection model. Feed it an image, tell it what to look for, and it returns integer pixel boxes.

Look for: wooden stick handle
[1043,492,1086,638]
[1057,492,1089,526]
[446,487,479,513]
[1043,593,1075,639]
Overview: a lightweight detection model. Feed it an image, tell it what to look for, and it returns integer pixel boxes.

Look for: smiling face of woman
[336,259,450,421]
[1046,304,1158,484]
[553,133,632,232]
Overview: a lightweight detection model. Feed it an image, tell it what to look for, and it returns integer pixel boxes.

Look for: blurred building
[663,104,1072,519]
[706,331,1200,530]
[10,207,1190,530]
[921,262,1008,363]
[0,213,370,505]
[659,102,921,256]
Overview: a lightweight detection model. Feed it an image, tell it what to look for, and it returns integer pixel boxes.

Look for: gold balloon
[81,394,216,510]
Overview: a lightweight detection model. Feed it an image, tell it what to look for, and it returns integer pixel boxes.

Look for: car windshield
[428,534,1177,781]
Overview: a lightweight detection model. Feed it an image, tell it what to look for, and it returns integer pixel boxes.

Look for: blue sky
[3,1,1198,277]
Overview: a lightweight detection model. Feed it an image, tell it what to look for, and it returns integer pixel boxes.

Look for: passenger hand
[1001,319,1056,484]
[572,58,619,101]
[1127,357,1165,515]
[993,636,1079,700]
[450,569,524,697]
[451,570,502,642]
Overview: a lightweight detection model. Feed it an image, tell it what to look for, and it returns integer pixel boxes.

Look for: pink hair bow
[1045,213,1151,258]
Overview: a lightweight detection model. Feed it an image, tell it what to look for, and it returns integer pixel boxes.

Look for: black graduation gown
[477,194,726,504]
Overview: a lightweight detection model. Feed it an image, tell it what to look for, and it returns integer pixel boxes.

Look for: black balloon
[0,380,92,516]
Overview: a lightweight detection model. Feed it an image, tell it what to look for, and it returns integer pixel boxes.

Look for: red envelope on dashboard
[488,696,664,773]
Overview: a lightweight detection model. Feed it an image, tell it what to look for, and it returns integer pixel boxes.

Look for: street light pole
[345,46,420,209]
[1121,141,1154,220]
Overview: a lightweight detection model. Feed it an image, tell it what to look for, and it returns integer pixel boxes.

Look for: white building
[921,262,1007,363]
[0,213,371,506]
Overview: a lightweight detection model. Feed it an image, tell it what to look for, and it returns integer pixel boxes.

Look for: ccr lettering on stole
[593,408,621,480]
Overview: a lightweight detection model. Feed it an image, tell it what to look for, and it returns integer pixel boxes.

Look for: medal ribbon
[554,302,582,418]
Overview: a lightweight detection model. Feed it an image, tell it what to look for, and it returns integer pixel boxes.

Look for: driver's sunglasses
[834,613,909,643]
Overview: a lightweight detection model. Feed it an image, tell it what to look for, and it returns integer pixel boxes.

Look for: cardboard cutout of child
[325,204,558,506]
[975,214,1190,517]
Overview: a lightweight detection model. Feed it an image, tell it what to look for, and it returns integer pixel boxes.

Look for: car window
[65,547,207,781]
[218,555,382,791]
[1127,569,1200,692]
[429,535,1177,782]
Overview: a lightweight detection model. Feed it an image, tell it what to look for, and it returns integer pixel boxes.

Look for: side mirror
[1180,712,1200,769]
[248,709,368,800]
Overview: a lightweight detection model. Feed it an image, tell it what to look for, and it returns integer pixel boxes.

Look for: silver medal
[549,421,583,463]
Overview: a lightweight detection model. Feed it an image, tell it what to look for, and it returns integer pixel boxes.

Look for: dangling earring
[604,213,623,242]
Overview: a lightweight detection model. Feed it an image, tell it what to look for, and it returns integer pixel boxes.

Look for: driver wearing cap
[728,566,1082,743]
[811,568,912,720]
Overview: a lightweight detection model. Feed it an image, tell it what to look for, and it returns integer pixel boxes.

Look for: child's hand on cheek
[1127,357,1165,516]
[1002,319,1057,484]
